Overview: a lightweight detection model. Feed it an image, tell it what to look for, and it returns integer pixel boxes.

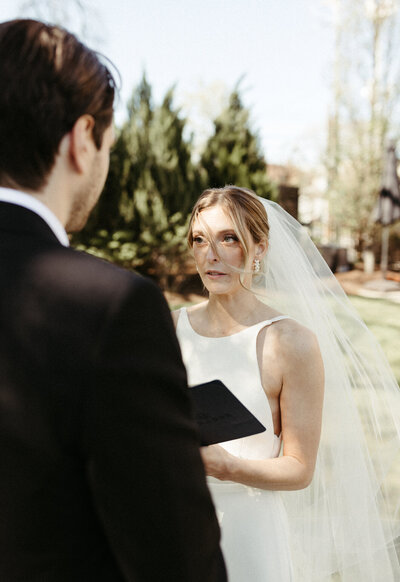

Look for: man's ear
[68,114,96,174]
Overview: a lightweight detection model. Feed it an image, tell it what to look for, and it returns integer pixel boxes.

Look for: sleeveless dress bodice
[176,308,294,581]
[177,308,286,465]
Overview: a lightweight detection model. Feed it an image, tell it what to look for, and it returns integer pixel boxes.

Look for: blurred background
[2,0,400,382]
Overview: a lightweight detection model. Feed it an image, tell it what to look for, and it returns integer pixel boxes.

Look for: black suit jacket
[0,202,226,582]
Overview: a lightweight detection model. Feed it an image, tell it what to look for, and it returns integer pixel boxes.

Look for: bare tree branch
[325,0,400,249]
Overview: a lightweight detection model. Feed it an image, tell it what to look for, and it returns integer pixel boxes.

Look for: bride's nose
[206,243,218,262]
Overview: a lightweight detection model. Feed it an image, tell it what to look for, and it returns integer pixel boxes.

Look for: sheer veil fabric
[255,198,400,581]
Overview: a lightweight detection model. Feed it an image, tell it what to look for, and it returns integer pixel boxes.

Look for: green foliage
[72,73,198,289]
[72,77,275,288]
[200,90,275,199]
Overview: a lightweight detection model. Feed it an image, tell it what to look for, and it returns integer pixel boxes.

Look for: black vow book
[189,380,266,446]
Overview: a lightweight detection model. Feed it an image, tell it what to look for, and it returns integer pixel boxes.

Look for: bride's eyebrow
[193,228,237,236]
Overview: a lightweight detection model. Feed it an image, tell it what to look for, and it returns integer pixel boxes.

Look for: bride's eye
[193,235,206,245]
[223,234,239,244]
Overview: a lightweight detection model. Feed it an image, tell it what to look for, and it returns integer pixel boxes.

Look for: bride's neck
[206,292,260,329]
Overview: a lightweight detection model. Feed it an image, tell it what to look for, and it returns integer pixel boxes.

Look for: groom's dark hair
[0,19,117,191]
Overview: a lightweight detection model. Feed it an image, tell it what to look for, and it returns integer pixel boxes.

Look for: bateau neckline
[182,307,289,339]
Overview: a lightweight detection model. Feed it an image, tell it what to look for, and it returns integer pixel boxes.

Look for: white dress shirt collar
[0,187,69,247]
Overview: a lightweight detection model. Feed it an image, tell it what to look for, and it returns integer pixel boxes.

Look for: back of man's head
[0,19,116,192]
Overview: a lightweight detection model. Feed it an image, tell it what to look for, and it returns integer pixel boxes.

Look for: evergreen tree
[72,74,198,289]
[150,88,201,217]
[201,90,275,199]
[72,80,275,287]
[86,130,127,233]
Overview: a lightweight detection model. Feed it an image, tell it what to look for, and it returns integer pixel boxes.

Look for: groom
[0,19,225,582]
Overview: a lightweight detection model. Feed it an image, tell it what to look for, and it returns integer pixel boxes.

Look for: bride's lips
[205,270,227,279]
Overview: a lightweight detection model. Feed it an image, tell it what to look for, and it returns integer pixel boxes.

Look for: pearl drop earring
[253,258,260,273]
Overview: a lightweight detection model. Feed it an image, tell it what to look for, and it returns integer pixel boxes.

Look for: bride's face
[191,204,258,296]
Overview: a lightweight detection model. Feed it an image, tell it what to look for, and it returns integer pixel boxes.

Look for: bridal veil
[254,198,400,581]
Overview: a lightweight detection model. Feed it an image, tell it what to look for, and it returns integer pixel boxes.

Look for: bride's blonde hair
[188,186,270,271]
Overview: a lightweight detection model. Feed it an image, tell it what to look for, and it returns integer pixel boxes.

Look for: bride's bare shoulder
[266,317,320,360]
[170,309,180,328]
[170,301,208,329]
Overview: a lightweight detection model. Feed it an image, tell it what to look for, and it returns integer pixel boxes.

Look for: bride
[172,186,400,581]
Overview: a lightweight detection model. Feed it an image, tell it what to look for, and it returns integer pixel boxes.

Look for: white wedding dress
[176,307,294,582]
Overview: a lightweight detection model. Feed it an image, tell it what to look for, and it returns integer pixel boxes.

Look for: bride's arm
[201,324,324,491]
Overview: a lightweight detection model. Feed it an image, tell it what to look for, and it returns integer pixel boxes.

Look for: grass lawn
[348,295,400,385]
